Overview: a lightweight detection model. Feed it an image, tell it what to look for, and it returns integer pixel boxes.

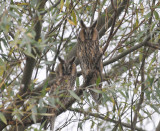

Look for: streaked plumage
[44,56,77,130]
[77,20,103,103]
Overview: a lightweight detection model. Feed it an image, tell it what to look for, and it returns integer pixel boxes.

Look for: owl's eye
[69,65,72,72]
[90,29,93,35]
[62,64,66,74]
[62,64,65,70]
[84,30,87,35]
[87,29,93,39]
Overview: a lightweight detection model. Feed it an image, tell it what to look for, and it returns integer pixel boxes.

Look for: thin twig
[68,108,146,131]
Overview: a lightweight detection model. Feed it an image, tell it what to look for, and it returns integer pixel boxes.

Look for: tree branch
[68,108,146,131]
[0,0,48,130]
[66,0,129,63]
[132,48,146,130]
[19,0,47,95]
[156,121,160,131]
[103,26,160,66]
[0,0,132,130]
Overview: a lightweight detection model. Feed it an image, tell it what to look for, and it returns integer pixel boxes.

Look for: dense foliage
[0,0,160,130]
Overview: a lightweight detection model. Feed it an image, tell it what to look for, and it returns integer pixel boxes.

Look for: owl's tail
[50,116,56,131]
[87,71,102,104]
[41,109,56,131]
[89,85,102,104]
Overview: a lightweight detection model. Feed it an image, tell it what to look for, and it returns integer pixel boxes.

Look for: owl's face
[79,20,98,42]
[58,56,76,76]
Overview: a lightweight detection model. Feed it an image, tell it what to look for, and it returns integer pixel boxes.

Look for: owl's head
[79,20,98,42]
[56,56,76,77]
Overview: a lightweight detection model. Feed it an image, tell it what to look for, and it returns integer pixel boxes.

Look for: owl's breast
[77,40,101,70]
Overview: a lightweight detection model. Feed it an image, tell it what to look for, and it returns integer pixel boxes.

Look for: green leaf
[150,104,160,113]
[41,80,48,96]
[40,119,47,130]
[30,0,38,7]
[145,90,151,101]
[78,121,83,130]
[66,0,69,8]
[71,10,77,26]
[148,76,154,86]
[60,0,64,12]
[67,19,76,26]
[31,105,37,123]
[0,58,5,76]
[119,90,126,98]
[147,56,156,73]
[154,11,159,20]
[90,89,102,94]
[91,120,95,128]
[68,90,81,101]
[136,17,139,27]
[23,50,36,59]
[39,98,45,109]
[48,97,56,108]
[0,38,7,51]
[144,12,151,19]
[139,53,143,62]
[140,3,144,16]
[96,76,101,87]
[143,109,152,120]
[155,87,160,101]
[0,112,7,125]
[76,77,79,87]
[152,91,160,103]
[83,91,90,103]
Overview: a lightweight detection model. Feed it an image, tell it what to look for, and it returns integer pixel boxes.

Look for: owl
[43,56,77,130]
[77,20,103,104]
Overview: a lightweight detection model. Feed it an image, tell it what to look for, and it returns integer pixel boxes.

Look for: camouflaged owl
[77,20,103,104]
[43,56,77,131]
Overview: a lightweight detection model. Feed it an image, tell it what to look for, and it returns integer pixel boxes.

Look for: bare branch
[103,26,159,66]
[156,121,160,131]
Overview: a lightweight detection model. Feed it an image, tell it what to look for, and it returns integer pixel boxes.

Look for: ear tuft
[58,56,65,64]
[69,56,76,64]
[80,20,86,28]
[91,20,97,28]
